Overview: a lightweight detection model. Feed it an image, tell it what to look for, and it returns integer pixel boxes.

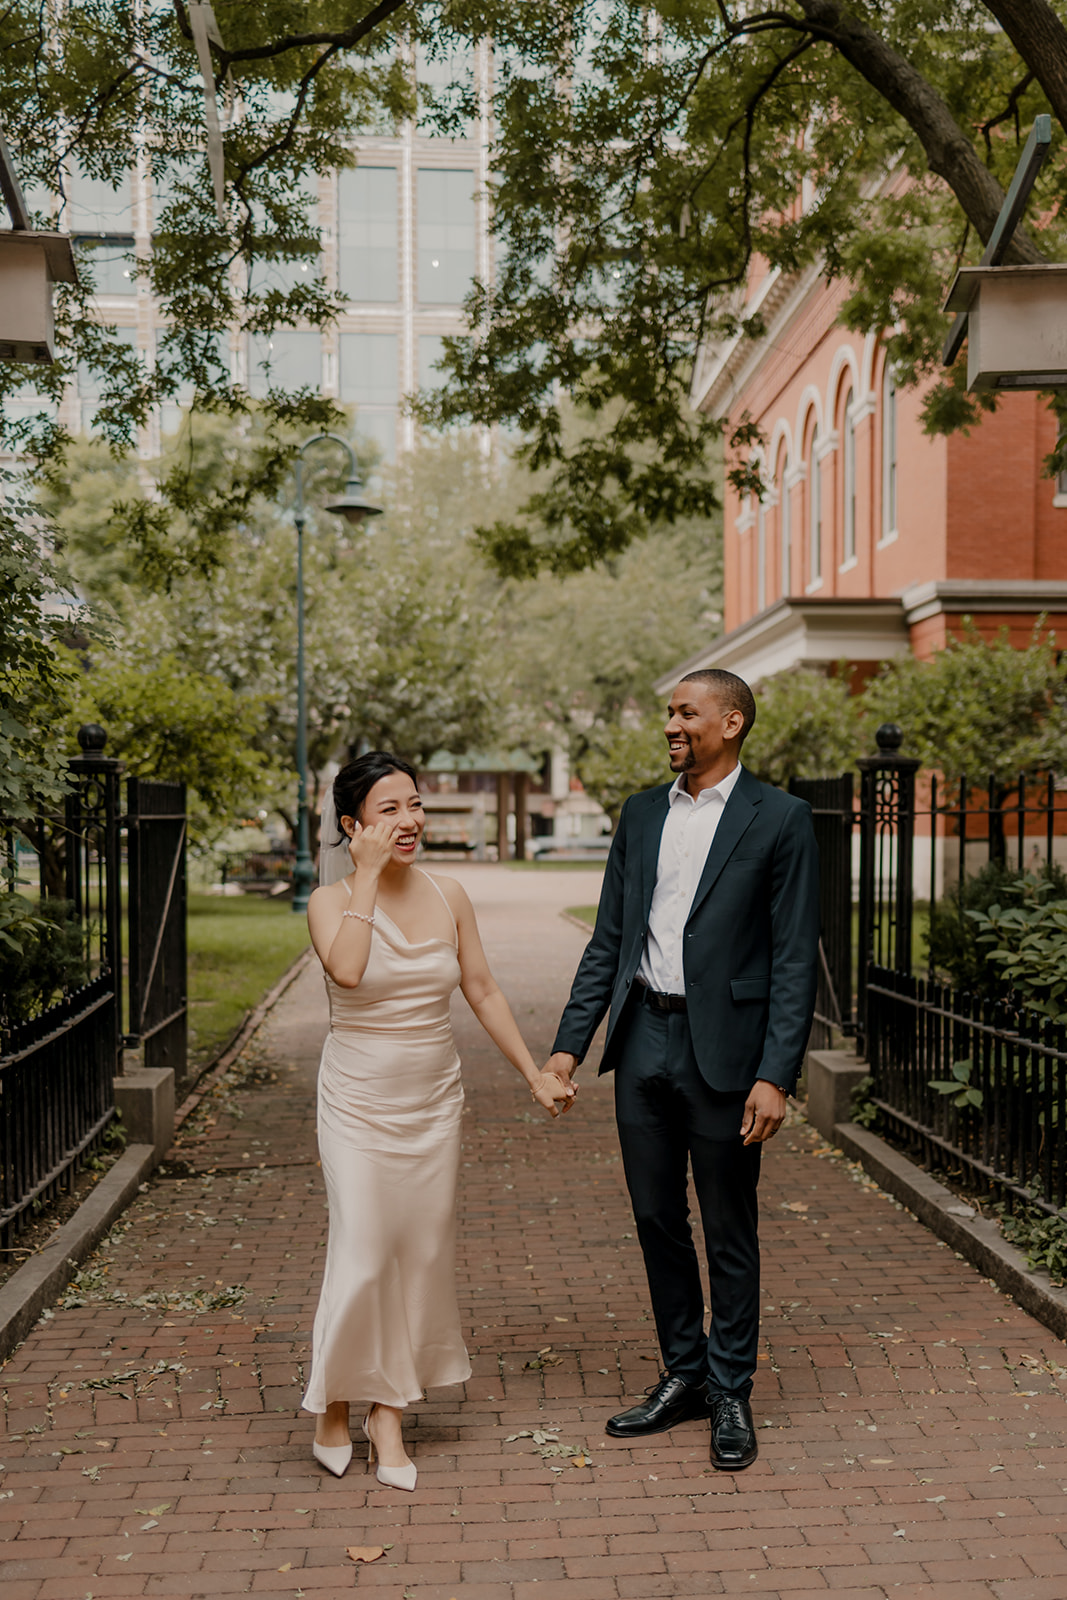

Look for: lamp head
[325,474,383,526]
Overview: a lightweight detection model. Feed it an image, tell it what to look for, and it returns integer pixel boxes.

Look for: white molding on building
[653,597,911,693]
[690,262,824,421]
[901,579,1067,626]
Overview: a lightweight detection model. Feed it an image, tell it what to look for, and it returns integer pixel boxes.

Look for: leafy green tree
[0,475,79,830]
[62,653,273,845]
[863,624,1067,781]
[501,511,722,754]
[577,718,672,828]
[48,426,517,837]
[7,1,1067,581]
[429,0,1067,569]
[742,668,866,787]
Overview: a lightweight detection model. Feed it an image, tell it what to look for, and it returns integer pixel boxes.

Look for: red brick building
[663,263,1067,688]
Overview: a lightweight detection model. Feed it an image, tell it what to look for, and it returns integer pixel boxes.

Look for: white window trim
[879,361,899,547]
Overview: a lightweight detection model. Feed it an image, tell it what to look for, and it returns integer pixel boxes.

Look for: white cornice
[690,260,824,421]
[902,579,1067,625]
[654,597,910,693]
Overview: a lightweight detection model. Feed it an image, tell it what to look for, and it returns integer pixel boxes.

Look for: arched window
[881,361,898,541]
[808,425,822,587]
[778,446,791,597]
[841,386,856,566]
[756,486,767,612]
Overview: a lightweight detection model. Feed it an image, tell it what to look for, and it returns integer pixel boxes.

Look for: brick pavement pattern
[4,863,1067,1600]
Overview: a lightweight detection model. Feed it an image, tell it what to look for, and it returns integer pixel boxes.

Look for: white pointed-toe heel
[362,1410,417,1492]
[312,1438,353,1477]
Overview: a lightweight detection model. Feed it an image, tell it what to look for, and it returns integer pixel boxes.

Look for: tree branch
[982,0,1067,134]
[172,0,409,77]
[979,70,1035,154]
[792,0,1045,263]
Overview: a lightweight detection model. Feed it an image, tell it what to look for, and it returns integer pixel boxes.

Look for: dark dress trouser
[613,997,762,1399]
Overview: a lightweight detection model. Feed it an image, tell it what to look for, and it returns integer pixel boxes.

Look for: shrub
[926,861,1067,993]
[0,895,90,1027]
[968,890,1067,1025]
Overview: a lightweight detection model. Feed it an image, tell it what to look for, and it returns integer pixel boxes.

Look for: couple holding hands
[301,668,820,1490]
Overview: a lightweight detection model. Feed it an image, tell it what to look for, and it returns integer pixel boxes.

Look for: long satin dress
[302,871,472,1412]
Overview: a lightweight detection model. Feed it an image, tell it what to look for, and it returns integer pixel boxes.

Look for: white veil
[318,781,352,886]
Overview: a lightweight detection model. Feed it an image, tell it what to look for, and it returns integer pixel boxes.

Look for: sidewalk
[3,862,1067,1600]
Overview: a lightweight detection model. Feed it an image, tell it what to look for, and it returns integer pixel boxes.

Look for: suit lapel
[686,767,762,921]
[640,788,671,918]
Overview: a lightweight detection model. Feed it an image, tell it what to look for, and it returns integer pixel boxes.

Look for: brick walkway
[4,864,1067,1600]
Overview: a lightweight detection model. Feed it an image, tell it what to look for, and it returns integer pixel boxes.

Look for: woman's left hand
[529,1070,577,1119]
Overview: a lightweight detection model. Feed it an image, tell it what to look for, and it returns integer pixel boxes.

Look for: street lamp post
[291,432,383,913]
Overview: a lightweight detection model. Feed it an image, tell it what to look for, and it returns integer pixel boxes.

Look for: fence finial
[76,723,107,753]
[875,722,903,755]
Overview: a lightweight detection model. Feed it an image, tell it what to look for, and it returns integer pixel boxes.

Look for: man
[543,668,820,1470]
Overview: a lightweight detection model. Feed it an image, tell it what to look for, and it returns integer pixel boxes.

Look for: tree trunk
[983,0,1067,134]
[795,0,1047,264]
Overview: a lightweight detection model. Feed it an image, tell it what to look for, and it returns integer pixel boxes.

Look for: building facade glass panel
[417,169,475,305]
[338,168,399,303]
[248,332,322,397]
[339,332,399,458]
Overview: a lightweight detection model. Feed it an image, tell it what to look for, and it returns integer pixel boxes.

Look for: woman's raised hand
[529,1070,577,1119]
[347,817,403,875]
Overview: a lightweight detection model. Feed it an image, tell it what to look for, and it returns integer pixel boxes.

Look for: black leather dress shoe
[708,1394,759,1470]
[605,1373,713,1438]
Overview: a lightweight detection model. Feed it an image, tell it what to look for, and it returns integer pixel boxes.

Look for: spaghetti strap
[417,867,459,947]
[341,876,353,900]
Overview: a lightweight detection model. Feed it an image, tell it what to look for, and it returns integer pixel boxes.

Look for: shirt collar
[668,762,743,809]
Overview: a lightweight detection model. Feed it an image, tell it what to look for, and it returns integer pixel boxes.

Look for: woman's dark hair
[332,751,419,838]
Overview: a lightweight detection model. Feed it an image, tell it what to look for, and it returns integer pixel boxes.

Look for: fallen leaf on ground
[781,1201,809,1213]
[346,1546,385,1564]
[570,1454,589,1468]
[277,1563,292,1573]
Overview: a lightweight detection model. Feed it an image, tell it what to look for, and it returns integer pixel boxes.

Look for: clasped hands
[535,1054,787,1142]
[530,1052,579,1120]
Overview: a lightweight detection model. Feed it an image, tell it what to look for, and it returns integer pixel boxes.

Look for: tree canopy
[5,1,1067,578]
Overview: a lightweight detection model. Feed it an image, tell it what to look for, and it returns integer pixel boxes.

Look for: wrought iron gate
[789,773,856,1046]
[127,778,188,1094]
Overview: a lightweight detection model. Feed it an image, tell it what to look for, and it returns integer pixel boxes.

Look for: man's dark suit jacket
[551,766,821,1097]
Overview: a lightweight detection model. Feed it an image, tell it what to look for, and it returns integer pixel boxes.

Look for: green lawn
[566,905,598,928]
[187,894,311,1068]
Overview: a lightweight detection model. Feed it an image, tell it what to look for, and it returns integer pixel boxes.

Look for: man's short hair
[679,669,757,744]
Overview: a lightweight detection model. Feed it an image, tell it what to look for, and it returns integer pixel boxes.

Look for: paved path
[4,863,1067,1600]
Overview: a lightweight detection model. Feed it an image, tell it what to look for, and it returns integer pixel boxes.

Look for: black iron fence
[840,724,1067,1211]
[0,729,187,1243]
[790,773,855,1048]
[128,777,188,1093]
[866,967,1067,1214]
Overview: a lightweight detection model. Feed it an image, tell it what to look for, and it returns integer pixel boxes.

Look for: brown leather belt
[635,978,687,1014]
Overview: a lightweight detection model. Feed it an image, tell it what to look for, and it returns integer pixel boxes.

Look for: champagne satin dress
[302,871,472,1413]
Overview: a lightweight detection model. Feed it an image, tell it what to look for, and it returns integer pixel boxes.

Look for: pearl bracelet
[342,910,375,926]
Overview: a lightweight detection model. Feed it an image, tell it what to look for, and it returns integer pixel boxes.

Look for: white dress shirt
[639,763,743,995]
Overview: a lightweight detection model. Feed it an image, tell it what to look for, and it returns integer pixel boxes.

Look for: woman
[301,751,573,1490]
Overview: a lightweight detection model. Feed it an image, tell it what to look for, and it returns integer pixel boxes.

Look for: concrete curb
[0,1144,156,1363]
[560,910,596,936]
[832,1119,1067,1343]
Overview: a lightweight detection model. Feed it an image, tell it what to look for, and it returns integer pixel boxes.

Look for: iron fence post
[66,723,123,1069]
[857,723,920,1053]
